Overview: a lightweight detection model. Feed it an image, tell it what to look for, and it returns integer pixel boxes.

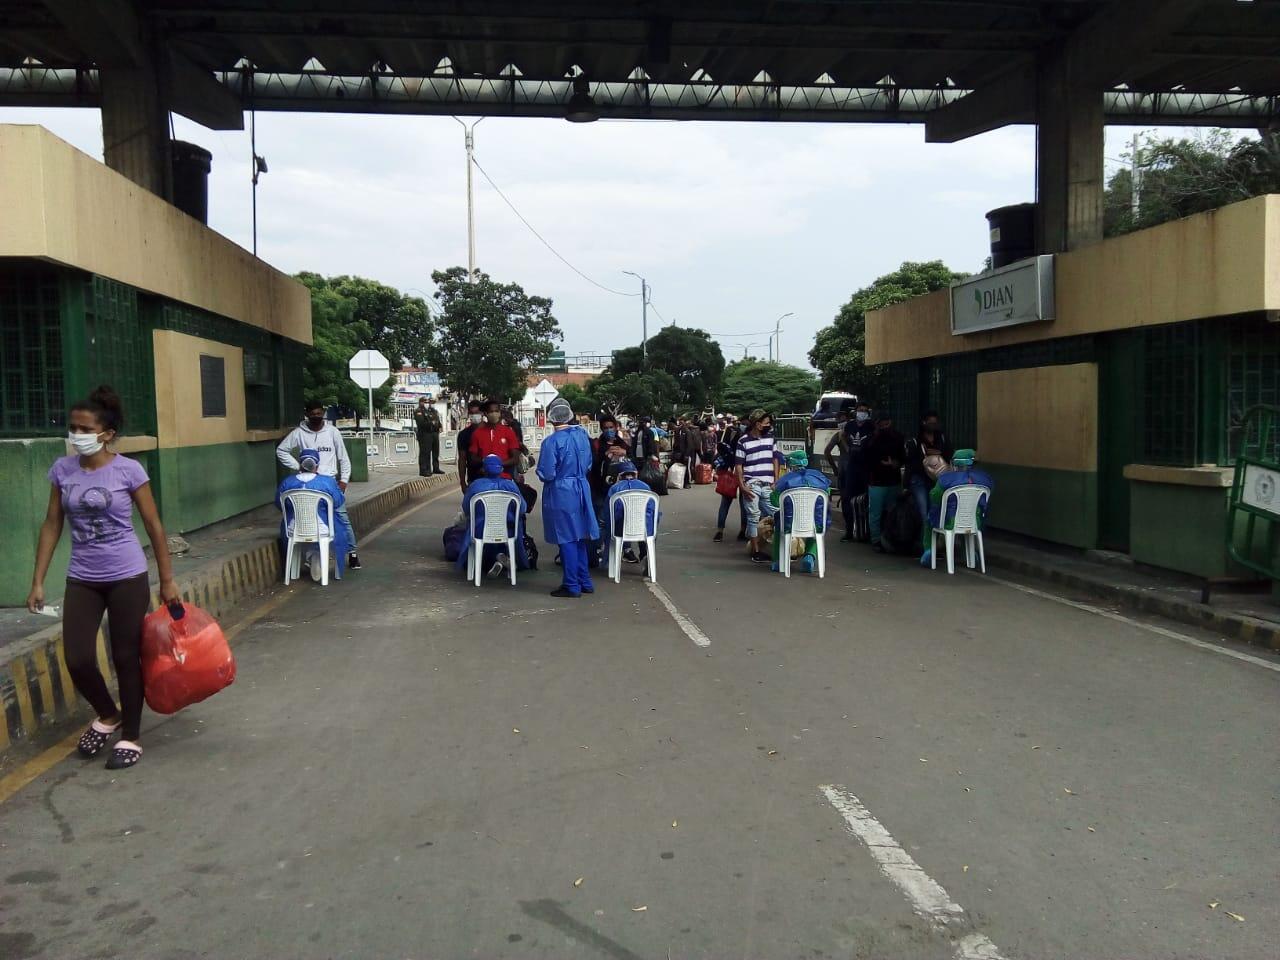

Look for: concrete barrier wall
[0,472,455,756]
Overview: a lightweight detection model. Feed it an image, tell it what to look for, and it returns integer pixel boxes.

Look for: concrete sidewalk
[982,530,1280,651]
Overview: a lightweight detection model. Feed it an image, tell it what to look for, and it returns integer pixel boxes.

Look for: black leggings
[63,574,150,741]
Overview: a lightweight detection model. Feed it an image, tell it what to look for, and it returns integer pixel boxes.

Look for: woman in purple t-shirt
[27,386,180,770]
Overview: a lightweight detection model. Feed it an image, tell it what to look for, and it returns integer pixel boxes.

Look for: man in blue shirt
[276,448,350,579]
[920,449,994,567]
[458,454,530,579]
[771,449,830,572]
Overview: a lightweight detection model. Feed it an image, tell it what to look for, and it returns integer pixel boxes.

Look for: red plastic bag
[141,602,236,715]
[714,469,739,498]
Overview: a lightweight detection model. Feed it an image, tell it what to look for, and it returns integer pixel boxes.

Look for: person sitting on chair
[276,448,350,580]
[606,459,660,566]
[458,454,530,580]
[920,448,993,567]
[770,449,831,573]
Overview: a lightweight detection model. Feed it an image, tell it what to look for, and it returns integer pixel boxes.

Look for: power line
[469,154,640,298]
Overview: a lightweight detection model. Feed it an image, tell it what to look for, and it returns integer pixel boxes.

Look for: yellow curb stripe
[31,650,54,719]
[0,730,80,804]
[10,658,36,735]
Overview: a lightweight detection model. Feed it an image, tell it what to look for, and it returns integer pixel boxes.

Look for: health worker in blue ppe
[458,454,530,579]
[276,448,351,579]
[536,398,598,598]
[920,448,994,567]
[603,459,660,566]
[770,449,831,573]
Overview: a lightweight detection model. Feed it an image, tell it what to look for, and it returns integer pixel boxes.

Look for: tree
[809,261,965,403]
[554,382,591,413]
[427,267,562,401]
[297,272,431,368]
[587,371,681,417]
[299,279,393,424]
[720,359,821,415]
[607,326,725,410]
[1104,130,1280,238]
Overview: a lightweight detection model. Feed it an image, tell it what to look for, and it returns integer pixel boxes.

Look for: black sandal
[105,741,142,770]
[78,719,121,758]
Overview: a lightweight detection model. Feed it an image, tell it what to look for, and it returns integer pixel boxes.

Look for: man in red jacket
[468,398,521,477]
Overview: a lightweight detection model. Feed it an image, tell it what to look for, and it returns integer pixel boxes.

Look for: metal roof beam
[924,0,1211,142]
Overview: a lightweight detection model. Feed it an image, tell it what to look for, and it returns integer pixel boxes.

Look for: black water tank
[170,140,212,224]
[986,202,1037,269]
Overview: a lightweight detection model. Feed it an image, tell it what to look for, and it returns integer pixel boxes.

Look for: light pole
[742,342,768,360]
[770,311,794,363]
[454,117,484,281]
[622,271,649,367]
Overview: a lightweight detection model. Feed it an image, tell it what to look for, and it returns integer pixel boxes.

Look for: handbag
[922,453,948,481]
[714,469,739,498]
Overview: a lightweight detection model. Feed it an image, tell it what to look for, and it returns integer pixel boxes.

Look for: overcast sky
[0,106,1215,369]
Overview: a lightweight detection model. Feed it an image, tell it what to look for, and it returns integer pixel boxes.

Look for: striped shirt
[735,434,778,482]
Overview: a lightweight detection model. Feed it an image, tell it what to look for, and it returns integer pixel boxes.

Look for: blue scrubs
[603,477,659,563]
[536,425,598,595]
[276,473,350,576]
[456,476,530,573]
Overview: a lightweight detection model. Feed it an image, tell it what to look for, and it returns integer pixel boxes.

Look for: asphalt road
[2,481,1277,960]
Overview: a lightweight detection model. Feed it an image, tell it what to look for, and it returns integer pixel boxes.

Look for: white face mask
[855,412,870,423]
[68,431,105,456]
[469,413,483,425]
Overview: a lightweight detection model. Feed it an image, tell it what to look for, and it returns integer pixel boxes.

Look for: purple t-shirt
[48,454,150,583]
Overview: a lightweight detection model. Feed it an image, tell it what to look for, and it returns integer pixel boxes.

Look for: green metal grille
[0,267,65,436]
[156,302,273,354]
[1140,322,1200,465]
[1226,316,1280,463]
[280,338,307,425]
[80,275,156,435]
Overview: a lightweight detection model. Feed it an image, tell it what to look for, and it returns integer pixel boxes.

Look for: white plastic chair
[778,488,829,578]
[930,484,991,575]
[607,489,660,583]
[466,491,522,587]
[282,489,335,586]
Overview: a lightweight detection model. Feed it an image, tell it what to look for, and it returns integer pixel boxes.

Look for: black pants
[63,573,150,741]
[418,434,440,475]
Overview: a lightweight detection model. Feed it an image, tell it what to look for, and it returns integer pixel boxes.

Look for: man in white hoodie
[277,401,361,568]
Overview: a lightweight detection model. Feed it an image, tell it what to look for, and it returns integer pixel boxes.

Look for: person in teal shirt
[920,448,993,567]
[770,450,831,572]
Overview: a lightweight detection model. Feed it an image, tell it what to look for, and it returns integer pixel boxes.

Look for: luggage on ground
[667,462,687,489]
[881,492,922,555]
[141,602,236,715]
[694,462,714,485]
[639,459,668,496]
[853,493,870,542]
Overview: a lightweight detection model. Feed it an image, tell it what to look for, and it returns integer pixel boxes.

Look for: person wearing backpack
[904,411,954,526]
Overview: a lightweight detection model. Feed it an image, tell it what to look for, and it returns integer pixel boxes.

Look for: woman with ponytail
[27,386,181,770]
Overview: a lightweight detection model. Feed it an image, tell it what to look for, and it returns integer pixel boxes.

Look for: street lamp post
[454,117,484,281]
[770,311,794,363]
[622,271,649,367]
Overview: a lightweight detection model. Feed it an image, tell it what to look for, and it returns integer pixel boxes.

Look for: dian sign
[950,255,1055,336]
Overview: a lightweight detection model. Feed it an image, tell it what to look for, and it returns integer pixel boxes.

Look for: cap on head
[953,448,976,467]
[617,459,638,475]
[786,449,809,469]
[547,397,574,424]
[482,453,504,476]
[299,448,321,471]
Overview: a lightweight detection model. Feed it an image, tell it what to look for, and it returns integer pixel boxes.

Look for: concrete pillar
[101,58,172,200]
[1036,45,1104,254]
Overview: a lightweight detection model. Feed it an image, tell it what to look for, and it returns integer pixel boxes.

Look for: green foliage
[553,382,591,413]
[297,272,431,368]
[587,371,682,417]
[809,261,965,403]
[427,267,562,401]
[608,326,725,410]
[297,278,393,419]
[1104,131,1280,237]
[720,359,821,416]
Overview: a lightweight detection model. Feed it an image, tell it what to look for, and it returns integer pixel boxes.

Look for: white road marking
[820,785,1006,960]
[983,574,1280,674]
[646,581,711,647]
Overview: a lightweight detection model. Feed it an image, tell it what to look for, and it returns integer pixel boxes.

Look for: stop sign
[348,349,391,389]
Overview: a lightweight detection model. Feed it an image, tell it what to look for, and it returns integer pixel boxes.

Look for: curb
[986,552,1280,652]
[0,472,455,756]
